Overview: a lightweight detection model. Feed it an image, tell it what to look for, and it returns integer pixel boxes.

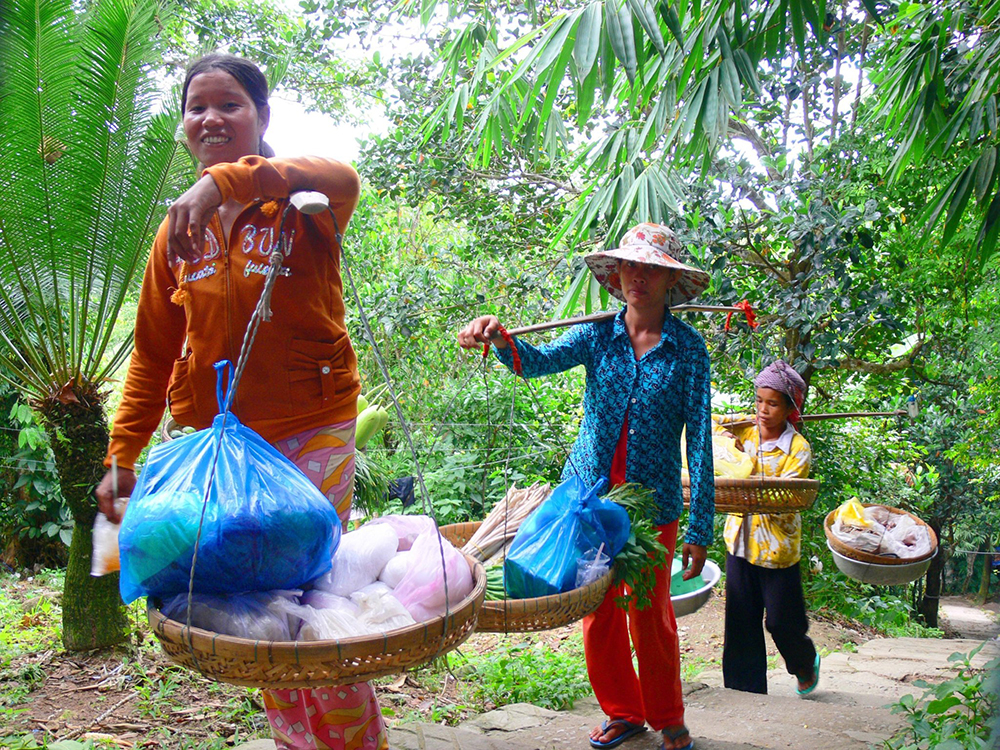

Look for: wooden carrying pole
[506,305,744,337]
[718,411,908,428]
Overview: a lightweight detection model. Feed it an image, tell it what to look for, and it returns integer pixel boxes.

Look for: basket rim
[439,521,614,609]
[824,504,938,565]
[682,476,820,490]
[147,556,486,658]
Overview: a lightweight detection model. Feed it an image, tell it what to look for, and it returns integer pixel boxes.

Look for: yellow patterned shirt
[718,416,812,569]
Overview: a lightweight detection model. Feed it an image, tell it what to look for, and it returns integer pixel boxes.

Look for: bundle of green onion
[601,483,670,611]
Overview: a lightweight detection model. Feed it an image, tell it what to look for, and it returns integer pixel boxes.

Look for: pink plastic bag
[369,514,437,551]
[393,530,473,622]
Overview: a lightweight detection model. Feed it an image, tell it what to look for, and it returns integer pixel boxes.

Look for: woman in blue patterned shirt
[459,224,715,750]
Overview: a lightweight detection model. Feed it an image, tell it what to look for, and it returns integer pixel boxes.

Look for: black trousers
[722,553,816,694]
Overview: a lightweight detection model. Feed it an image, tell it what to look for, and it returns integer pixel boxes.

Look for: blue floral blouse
[495,309,715,546]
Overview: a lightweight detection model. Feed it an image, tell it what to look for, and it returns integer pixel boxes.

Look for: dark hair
[780,392,795,410]
[181,53,273,156]
[182,53,269,113]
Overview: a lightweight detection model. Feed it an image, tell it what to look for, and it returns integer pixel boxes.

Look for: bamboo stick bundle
[462,482,552,561]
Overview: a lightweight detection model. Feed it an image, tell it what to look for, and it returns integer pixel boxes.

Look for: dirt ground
[0,575,875,749]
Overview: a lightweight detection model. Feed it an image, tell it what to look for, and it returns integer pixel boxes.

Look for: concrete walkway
[237,637,997,750]
[940,596,1000,640]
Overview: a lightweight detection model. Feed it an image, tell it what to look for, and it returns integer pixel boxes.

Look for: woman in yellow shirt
[720,360,819,696]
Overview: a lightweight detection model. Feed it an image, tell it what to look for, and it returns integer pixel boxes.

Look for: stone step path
[940,595,1000,640]
[238,637,997,750]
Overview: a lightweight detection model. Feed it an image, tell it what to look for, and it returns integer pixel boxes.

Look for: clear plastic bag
[91,499,127,577]
[293,593,366,640]
[504,476,630,598]
[350,582,416,632]
[161,590,300,641]
[118,361,341,604]
[575,545,611,588]
[393,531,473,622]
[312,523,399,597]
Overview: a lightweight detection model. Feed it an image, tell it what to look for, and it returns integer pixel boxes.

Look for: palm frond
[0,0,182,402]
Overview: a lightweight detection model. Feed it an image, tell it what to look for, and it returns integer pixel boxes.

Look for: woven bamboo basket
[824,505,938,565]
[440,522,613,633]
[146,556,486,688]
[682,475,819,515]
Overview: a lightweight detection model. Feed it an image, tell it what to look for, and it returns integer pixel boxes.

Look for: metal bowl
[672,559,722,618]
[827,541,936,586]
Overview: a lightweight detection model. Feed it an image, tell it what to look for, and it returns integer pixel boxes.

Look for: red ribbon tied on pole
[725,300,758,332]
[482,324,523,376]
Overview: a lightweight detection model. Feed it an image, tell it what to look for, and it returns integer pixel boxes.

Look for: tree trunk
[917,520,944,628]
[977,540,992,604]
[41,386,129,650]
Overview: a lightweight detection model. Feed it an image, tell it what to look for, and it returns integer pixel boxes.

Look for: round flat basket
[440,522,612,633]
[683,476,819,515]
[146,556,486,688]
[824,505,938,565]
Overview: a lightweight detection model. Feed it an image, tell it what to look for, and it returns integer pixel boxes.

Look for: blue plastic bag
[118,361,342,605]
[504,476,630,598]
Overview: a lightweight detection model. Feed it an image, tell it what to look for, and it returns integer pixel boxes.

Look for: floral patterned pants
[263,421,388,750]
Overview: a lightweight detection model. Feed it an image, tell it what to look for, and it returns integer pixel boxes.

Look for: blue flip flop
[589,719,647,749]
[796,653,821,696]
[660,725,694,750]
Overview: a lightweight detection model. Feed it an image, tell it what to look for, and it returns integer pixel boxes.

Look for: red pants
[583,521,682,730]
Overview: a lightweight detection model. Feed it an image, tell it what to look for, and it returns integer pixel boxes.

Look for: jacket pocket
[166,353,196,419]
[287,338,358,412]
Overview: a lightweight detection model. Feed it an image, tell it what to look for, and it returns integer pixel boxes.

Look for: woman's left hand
[680,543,707,580]
[167,174,223,264]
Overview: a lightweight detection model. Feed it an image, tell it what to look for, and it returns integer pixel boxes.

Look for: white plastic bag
[379,550,413,588]
[161,590,299,641]
[313,523,399,596]
[832,506,933,559]
[394,530,473,622]
[292,593,367,640]
[831,516,887,553]
[882,513,933,559]
[350,582,416,633]
[90,499,128,577]
[369,514,437,551]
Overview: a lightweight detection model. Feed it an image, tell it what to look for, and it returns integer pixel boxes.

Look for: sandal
[589,719,647,749]
[795,653,821,696]
[660,725,694,750]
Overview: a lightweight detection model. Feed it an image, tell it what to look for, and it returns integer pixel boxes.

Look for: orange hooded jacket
[106,156,362,470]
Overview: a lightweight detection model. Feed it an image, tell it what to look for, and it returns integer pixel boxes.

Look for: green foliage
[450,635,591,710]
[0,394,71,558]
[0,571,62,671]
[0,0,188,402]
[602,483,669,610]
[0,738,97,749]
[883,645,1000,750]
[340,193,585,521]
[870,0,1000,269]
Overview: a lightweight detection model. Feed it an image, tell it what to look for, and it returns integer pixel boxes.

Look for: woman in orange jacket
[94,53,386,750]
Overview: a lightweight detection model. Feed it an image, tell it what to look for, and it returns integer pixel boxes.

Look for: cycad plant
[0,0,189,649]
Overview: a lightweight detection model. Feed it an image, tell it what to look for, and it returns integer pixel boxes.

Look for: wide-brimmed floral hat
[584,223,710,306]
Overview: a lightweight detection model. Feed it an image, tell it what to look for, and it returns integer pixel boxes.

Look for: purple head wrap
[754,360,806,424]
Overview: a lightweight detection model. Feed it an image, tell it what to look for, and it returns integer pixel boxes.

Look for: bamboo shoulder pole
[718,411,907,428]
[506,304,744,337]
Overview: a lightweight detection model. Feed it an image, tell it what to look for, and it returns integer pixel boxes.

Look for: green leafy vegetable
[602,483,670,610]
